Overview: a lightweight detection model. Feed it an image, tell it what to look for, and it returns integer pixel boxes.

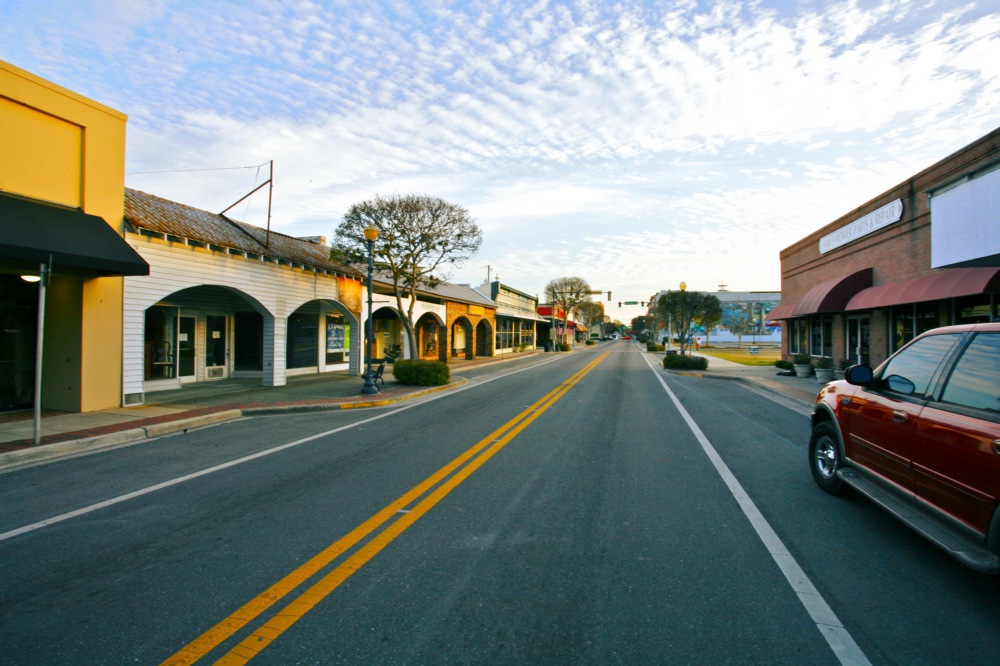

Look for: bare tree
[332,194,482,358]
[544,277,592,345]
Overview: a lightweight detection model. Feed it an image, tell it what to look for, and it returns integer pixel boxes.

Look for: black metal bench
[372,359,387,389]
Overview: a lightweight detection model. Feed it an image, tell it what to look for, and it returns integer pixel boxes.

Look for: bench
[372,360,387,389]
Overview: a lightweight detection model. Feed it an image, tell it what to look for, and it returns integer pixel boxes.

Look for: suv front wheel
[809,421,847,495]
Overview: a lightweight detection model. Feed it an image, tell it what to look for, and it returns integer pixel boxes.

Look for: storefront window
[325,314,348,365]
[893,303,948,352]
[234,311,263,371]
[1,275,39,410]
[287,311,318,369]
[144,305,178,380]
[916,303,940,337]
[893,306,915,352]
[496,318,514,350]
[519,321,534,348]
[956,294,992,324]
[788,318,809,354]
[805,315,833,357]
[421,321,438,356]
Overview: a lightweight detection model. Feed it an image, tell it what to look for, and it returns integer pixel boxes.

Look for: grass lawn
[697,347,782,366]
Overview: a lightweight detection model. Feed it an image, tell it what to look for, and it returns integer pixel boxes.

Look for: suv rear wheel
[809,421,846,495]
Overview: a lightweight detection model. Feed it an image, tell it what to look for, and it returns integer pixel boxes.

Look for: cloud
[3,0,998,306]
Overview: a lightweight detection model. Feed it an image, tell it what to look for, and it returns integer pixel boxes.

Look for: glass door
[178,316,196,379]
[205,315,228,379]
[848,316,870,366]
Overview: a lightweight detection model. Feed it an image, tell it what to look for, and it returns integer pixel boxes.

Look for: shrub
[391,359,450,386]
[815,356,834,369]
[663,354,708,370]
[646,343,664,352]
[586,339,596,346]
[774,360,794,370]
[558,343,571,351]
[792,353,812,365]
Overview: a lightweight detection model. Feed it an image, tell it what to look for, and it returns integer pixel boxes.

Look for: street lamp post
[679,281,687,355]
[360,224,380,395]
[21,258,51,446]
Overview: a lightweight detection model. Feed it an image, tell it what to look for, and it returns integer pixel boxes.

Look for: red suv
[809,323,1000,572]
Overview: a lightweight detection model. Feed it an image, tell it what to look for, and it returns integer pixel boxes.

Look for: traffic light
[618,302,622,308]
[607,291,612,301]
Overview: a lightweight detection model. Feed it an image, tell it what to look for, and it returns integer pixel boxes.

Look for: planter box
[815,368,834,383]
[793,364,813,378]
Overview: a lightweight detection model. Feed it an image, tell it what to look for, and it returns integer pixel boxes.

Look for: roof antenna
[219,160,274,247]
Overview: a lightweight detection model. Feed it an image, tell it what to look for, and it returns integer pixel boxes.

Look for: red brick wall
[779,128,1000,367]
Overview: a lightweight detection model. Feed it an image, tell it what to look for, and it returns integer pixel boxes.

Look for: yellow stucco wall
[1,60,129,411]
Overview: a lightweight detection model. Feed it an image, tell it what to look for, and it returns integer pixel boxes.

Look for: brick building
[770,127,1000,369]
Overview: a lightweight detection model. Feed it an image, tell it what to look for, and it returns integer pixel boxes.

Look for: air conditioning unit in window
[207,367,224,378]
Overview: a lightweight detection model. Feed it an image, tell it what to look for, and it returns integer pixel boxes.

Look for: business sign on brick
[819,199,903,254]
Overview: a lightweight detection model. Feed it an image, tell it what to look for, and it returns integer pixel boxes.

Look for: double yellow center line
[163,352,608,665]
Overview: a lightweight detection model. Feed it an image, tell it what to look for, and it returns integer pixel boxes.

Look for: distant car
[808,323,1000,572]
[622,335,632,340]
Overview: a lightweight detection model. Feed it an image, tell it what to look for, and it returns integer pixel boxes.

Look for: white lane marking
[1,354,572,542]
[641,353,871,666]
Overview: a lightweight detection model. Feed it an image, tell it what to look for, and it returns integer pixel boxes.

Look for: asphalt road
[2,343,1000,664]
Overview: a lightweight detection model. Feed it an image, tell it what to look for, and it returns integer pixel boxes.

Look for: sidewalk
[684,351,824,410]
[0,345,823,471]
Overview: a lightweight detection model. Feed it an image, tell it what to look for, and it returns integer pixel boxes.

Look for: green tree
[576,301,604,338]
[694,295,723,345]
[727,303,756,347]
[544,277,592,345]
[655,289,722,355]
[332,194,482,358]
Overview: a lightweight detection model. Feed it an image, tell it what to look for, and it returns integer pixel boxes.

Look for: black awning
[0,192,149,276]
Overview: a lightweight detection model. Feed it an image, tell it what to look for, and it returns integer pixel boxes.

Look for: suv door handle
[892,410,908,424]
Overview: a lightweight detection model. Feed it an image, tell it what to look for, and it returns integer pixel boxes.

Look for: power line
[126,163,269,175]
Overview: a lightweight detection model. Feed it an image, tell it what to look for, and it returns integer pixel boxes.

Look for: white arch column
[263,315,286,387]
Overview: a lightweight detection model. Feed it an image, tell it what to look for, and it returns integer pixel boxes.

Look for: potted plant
[835,358,851,380]
[792,353,813,378]
[814,356,834,383]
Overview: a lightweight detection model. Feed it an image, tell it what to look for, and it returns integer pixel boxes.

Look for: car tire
[809,421,846,495]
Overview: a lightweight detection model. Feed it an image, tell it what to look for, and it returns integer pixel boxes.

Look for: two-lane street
[3,343,1000,664]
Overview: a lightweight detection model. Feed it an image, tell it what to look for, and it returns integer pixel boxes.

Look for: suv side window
[878,333,962,397]
[940,333,1000,413]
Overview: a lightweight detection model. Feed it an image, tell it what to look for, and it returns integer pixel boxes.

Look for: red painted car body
[809,323,1000,572]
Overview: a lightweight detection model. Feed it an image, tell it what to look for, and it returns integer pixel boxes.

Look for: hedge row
[662,354,708,370]
[391,359,451,386]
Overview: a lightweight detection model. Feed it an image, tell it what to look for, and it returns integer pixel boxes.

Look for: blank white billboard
[931,165,1000,268]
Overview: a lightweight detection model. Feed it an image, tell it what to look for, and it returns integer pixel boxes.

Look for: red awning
[793,268,872,315]
[846,267,1000,310]
[765,303,797,320]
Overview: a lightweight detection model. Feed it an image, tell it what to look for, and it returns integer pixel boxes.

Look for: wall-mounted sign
[326,323,347,351]
[819,198,903,254]
[468,305,485,316]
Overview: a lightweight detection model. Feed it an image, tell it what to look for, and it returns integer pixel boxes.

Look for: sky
[3,0,999,323]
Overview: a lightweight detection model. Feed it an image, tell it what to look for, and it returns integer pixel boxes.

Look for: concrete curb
[0,381,469,472]
[0,410,243,472]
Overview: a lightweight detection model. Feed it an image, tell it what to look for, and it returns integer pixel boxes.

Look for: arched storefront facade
[122,188,363,406]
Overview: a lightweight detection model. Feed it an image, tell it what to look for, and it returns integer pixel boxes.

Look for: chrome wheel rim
[814,437,838,480]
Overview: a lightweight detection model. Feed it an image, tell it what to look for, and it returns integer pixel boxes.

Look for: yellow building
[1,60,148,413]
